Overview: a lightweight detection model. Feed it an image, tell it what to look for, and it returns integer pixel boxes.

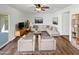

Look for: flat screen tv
[18,22,24,29]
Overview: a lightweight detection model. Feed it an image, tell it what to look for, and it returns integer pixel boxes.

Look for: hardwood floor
[0,36,79,55]
[56,36,79,55]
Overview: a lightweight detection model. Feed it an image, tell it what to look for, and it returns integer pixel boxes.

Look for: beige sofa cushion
[46,26,59,36]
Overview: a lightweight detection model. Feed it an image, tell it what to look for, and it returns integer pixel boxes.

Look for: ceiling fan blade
[34,4,49,11]
[34,4,41,8]
[42,6,49,9]
[41,8,45,11]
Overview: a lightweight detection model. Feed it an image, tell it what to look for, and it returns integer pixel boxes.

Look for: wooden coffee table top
[33,31,42,35]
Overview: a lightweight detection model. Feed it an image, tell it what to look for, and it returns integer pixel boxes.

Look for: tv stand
[15,28,30,36]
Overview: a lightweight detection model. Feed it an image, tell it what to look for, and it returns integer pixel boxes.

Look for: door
[62,12,70,35]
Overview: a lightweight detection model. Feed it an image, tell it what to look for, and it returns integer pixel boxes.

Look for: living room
[0,4,79,55]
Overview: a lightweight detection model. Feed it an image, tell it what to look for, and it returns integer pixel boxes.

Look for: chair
[38,32,56,50]
[18,32,35,51]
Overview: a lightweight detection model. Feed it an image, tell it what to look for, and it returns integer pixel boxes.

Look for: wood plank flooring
[56,36,79,55]
[0,36,79,55]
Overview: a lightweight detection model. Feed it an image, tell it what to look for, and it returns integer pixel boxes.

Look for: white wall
[27,13,53,25]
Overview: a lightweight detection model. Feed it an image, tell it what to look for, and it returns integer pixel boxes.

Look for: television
[18,22,25,29]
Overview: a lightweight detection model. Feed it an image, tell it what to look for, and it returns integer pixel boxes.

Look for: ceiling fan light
[36,8,41,11]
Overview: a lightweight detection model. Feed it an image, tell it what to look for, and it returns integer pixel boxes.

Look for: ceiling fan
[34,4,49,11]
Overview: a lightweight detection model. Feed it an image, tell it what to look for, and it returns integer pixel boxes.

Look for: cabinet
[72,14,79,49]
[72,14,79,38]
[15,28,30,36]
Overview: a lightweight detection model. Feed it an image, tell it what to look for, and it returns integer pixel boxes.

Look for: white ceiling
[8,4,71,14]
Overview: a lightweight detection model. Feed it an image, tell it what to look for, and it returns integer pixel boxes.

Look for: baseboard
[0,37,19,50]
[61,35,70,42]
[0,40,11,49]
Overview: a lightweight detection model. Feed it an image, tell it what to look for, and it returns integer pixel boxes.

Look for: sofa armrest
[46,27,59,36]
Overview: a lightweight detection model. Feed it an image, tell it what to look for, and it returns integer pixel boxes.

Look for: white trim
[0,40,10,49]
[0,36,16,49]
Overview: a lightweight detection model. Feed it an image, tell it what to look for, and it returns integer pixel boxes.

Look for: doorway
[0,15,9,48]
[62,11,70,40]
[62,11,70,35]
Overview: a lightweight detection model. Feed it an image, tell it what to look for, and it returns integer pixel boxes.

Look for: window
[1,15,8,32]
[4,16,8,30]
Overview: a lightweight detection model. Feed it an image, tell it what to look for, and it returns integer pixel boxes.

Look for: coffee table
[33,31,42,51]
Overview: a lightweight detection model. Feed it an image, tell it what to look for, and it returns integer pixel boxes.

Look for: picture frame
[35,17,43,24]
[52,17,58,25]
